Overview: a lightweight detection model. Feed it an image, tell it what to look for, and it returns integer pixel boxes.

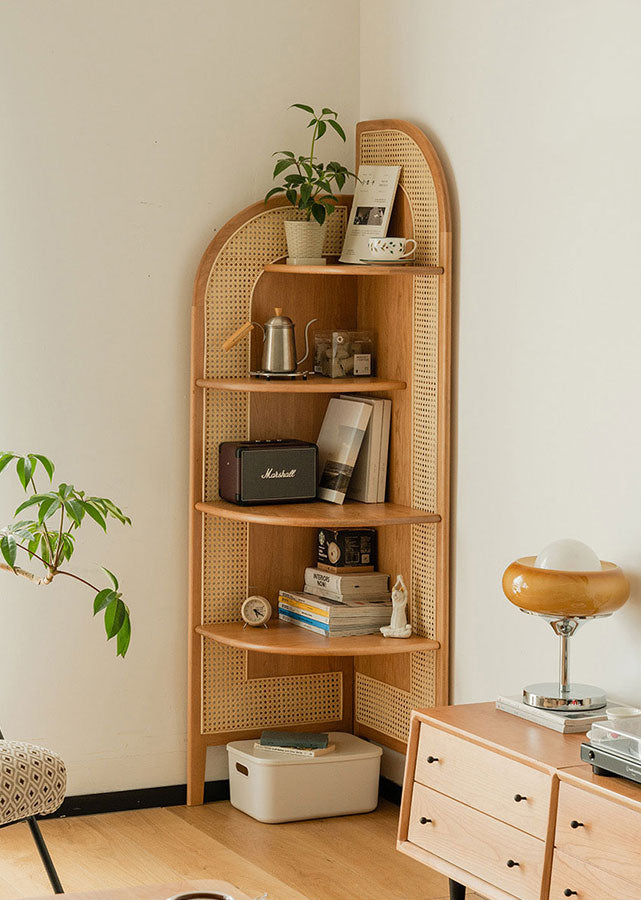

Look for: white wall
[0,0,359,794]
[360,0,641,707]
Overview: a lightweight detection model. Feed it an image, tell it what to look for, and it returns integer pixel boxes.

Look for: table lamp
[502,539,629,711]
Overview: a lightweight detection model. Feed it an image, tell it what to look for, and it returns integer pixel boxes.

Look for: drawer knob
[564,891,578,897]
[513,794,528,803]
[506,859,519,868]
[419,816,432,825]
[570,820,584,829]
[426,756,439,764]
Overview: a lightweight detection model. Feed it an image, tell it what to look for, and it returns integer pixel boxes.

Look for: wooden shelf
[196,376,406,393]
[264,262,444,277]
[197,620,440,657]
[196,499,440,527]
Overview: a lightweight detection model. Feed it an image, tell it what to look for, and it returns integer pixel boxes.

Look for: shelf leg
[448,879,466,900]
[187,738,207,806]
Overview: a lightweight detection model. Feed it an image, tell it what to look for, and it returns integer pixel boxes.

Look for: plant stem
[29,475,55,561]
[55,568,101,593]
[0,563,54,585]
[53,502,65,569]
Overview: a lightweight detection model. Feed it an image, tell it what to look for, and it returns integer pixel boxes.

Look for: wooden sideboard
[398,702,641,899]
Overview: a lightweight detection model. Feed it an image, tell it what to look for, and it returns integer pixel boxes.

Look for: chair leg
[27,817,64,894]
[448,879,466,900]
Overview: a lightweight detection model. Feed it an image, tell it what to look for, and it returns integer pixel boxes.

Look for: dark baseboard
[42,777,399,820]
[378,775,402,805]
[43,779,230,819]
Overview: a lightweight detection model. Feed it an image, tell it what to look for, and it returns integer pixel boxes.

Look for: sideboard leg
[448,879,466,900]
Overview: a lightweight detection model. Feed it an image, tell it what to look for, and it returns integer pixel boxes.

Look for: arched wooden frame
[187,120,451,805]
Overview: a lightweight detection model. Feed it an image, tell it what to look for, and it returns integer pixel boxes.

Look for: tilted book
[340,395,392,503]
[260,730,328,748]
[316,399,372,504]
[339,165,402,264]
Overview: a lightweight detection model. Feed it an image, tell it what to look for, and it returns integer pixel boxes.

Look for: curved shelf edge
[196,620,440,657]
[196,499,441,527]
[263,262,444,277]
[196,376,407,393]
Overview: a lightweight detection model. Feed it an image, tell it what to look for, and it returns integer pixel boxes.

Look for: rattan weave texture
[356,128,440,742]
[200,206,346,735]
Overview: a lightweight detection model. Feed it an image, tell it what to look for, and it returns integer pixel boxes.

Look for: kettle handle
[297,318,318,367]
[222,321,264,352]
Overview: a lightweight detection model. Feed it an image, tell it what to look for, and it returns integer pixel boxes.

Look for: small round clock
[241,595,272,628]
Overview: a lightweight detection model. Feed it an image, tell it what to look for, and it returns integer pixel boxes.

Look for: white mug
[367,237,417,260]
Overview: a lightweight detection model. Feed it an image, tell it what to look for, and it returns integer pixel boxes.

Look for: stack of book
[278,589,391,636]
[256,730,335,757]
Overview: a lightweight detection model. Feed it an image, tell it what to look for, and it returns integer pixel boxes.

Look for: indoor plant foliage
[0,451,132,657]
[265,103,357,260]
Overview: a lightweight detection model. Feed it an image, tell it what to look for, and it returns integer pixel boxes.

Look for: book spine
[278,610,328,634]
[377,400,392,502]
[304,584,390,604]
[304,567,342,593]
[278,601,329,623]
[278,590,330,613]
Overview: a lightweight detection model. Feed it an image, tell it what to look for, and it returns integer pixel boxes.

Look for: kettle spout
[297,318,318,367]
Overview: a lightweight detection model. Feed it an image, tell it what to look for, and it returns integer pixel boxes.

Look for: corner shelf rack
[187,118,451,805]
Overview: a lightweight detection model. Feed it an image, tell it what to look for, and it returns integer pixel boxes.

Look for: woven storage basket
[284,219,327,259]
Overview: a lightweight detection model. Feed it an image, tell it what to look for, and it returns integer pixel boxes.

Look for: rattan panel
[355,673,412,742]
[200,205,346,736]
[355,128,440,743]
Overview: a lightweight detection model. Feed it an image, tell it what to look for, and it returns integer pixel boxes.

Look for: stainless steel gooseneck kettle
[222,308,317,375]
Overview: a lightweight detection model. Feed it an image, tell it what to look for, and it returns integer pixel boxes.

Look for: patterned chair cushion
[0,741,66,823]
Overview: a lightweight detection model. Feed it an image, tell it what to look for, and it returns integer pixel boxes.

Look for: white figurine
[380,574,412,638]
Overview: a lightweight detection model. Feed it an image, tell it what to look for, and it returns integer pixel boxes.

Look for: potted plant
[265,103,357,264]
[0,450,132,657]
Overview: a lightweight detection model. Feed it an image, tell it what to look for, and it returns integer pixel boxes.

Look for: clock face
[241,595,272,627]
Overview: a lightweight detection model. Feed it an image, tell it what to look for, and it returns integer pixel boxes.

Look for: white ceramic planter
[284,219,327,265]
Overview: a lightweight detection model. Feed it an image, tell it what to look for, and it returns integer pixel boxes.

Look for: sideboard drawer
[415,722,552,838]
[556,781,641,882]
[549,848,641,899]
[408,781,545,900]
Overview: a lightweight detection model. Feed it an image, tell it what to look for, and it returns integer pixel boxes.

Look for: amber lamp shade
[502,557,630,618]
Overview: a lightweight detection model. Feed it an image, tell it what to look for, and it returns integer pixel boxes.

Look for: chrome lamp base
[520,612,611,713]
[523,682,607,711]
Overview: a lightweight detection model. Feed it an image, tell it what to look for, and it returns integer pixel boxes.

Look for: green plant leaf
[105,597,126,638]
[316,120,327,138]
[27,533,41,560]
[272,157,296,178]
[327,119,346,141]
[299,183,312,206]
[272,150,295,158]
[290,103,314,113]
[31,454,55,480]
[82,502,107,531]
[285,188,297,207]
[38,497,60,524]
[65,498,83,525]
[117,612,131,657]
[14,493,55,516]
[311,203,326,225]
[321,107,337,117]
[0,534,17,568]
[284,173,305,185]
[16,456,32,490]
[264,187,285,204]
[58,483,74,500]
[0,453,15,475]
[101,566,119,590]
[94,588,116,615]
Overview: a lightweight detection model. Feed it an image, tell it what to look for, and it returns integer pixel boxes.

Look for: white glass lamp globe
[534,539,602,572]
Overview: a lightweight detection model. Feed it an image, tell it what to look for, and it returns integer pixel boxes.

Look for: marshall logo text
[260,467,297,480]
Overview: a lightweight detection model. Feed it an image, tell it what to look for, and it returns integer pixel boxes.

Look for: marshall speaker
[218,440,318,505]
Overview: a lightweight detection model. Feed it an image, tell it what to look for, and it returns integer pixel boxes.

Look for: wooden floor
[0,800,483,900]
